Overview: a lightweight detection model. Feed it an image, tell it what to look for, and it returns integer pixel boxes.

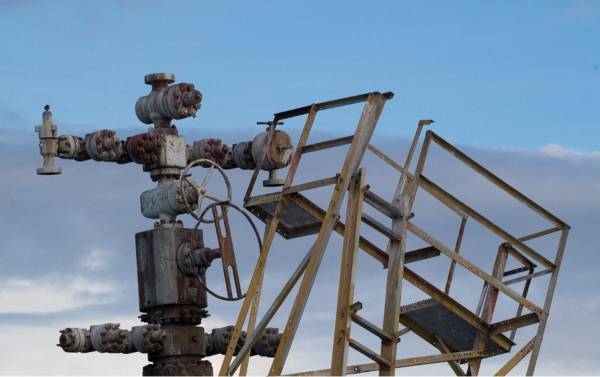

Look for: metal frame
[218,94,569,376]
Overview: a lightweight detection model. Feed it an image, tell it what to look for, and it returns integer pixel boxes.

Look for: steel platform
[400,299,514,361]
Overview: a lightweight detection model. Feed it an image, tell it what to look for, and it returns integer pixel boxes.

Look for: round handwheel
[179,158,232,224]
[198,201,262,301]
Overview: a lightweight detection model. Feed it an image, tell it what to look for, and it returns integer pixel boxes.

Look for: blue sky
[1,1,599,375]
[1,0,598,150]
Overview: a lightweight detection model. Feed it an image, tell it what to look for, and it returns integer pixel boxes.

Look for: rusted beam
[351,313,395,343]
[434,335,466,376]
[288,350,491,376]
[518,226,562,242]
[364,189,403,218]
[445,216,468,294]
[274,91,393,120]
[349,338,390,368]
[407,221,543,317]
[281,175,339,195]
[404,246,440,264]
[526,227,570,375]
[503,269,552,286]
[418,175,555,270]
[331,170,365,375]
[469,244,509,375]
[361,213,402,241]
[495,338,535,376]
[301,135,354,154]
[490,313,539,336]
[428,131,566,227]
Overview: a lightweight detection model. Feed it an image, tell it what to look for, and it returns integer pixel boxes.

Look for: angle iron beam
[428,131,566,227]
[301,135,354,154]
[331,170,365,375]
[434,335,466,376]
[361,213,402,241]
[364,189,404,218]
[274,92,394,120]
[287,350,491,376]
[349,338,391,368]
[526,227,570,375]
[490,313,539,335]
[418,175,555,270]
[281,175,339,195]
[503,269,552,286]
[407,221,543,317]
[518,226,562,242]
[494,337,535,376]
[351,313,395,343]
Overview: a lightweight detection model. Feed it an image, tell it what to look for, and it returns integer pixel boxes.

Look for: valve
[178,159,232,224]
[34,105,61,175]
[135,73,202,128]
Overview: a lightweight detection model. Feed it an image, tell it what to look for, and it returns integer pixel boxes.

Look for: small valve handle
[212,202,243,300]
[197,201,263,302]
[178,158,232,223]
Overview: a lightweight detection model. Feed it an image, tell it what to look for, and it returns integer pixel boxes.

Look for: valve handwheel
[179,158,232,224]
[198,201,263,301]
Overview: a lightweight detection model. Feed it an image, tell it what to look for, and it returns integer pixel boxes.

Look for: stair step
[364,190,403,218]
[348,338,391,368]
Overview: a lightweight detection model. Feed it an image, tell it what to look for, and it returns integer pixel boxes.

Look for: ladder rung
[361,213,402,241]
[363,190,403,218]
[351,313,395,343]
[404,246,441,264]
[301,135,354,154]
[282,175,339,195]
[503,266,530,277]
[348,338,391,368]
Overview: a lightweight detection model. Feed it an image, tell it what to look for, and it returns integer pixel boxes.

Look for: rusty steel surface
[135,73,202,128]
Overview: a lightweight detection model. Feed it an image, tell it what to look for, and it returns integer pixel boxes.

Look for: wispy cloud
[540,143,600,161]
[0,274,120,314]
[78,247,112,271]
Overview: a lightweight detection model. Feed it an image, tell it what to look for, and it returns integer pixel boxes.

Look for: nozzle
[35,105,61,175]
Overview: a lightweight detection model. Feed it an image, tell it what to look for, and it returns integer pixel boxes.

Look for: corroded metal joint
[57,134,90,161]
[135,73,202,128]
[189,138,235,169]
[205,325,282,358]
[59,327,92,353]
[90,323,134,353]
[85,130,127,162]
[132,324,166,353]
[127,132,161,165]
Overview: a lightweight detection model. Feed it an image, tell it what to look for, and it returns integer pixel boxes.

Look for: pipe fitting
[58,327,92,353]
[85,130,126,162]
[34,105,61,175]
[90,323,134,353]
[57,135,90,161]
[135,73,202,128]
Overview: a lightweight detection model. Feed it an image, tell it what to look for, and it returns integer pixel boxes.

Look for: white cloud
[0,274,119,314]
[540,143,600,160]
[79,247,112,271]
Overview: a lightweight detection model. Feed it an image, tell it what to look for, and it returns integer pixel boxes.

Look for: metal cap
[144,73,175,85]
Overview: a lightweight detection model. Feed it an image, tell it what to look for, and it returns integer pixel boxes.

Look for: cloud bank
[0,127,598,375]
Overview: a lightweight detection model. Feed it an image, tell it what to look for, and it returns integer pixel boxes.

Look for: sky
[0,0,599,375]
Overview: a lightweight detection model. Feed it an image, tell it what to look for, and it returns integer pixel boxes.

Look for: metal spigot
[35,105,61,175]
